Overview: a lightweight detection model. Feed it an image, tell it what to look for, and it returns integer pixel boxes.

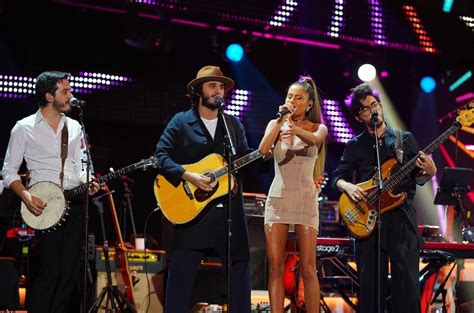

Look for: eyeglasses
[358,102,380,116]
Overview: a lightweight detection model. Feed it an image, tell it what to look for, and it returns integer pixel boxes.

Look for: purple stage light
[225,89,252,121]
[322,99,355,143]
[0,72,133,98]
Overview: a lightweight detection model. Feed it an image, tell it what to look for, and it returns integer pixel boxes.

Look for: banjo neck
[63,156,158,200]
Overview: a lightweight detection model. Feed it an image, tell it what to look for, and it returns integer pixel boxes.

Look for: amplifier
[95,247,166,313]
[95,247,166,274]
[243,192,266,215]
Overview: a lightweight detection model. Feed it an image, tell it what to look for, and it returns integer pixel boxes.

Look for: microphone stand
[371,111,383,313]
[122,179,138,243]
[78,106,95,313]
[217,97,237,313]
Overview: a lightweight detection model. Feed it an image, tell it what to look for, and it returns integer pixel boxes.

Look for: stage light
[225,43,244,62]
[420,76,436,93]
[402,5,437,53]
[449,70,472,92]
[442,0,454,13]
[357,64,377,82]
[322,99,355,143]
[224,89,252,121]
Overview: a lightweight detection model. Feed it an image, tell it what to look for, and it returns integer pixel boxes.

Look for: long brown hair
[290,75,326,181]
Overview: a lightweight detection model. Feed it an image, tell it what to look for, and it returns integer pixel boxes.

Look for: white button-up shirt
[2,110,87,190]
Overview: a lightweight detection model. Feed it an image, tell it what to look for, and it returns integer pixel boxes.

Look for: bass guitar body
[338,104,473,238]
[338,158,407,239]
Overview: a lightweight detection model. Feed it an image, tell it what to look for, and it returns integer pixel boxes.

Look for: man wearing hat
[154,66,252,313]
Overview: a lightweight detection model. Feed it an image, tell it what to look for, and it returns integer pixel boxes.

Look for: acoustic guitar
[338,105,473,239]
[154,150,262,224]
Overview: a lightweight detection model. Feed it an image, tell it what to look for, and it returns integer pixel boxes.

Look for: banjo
[21,156,158,231]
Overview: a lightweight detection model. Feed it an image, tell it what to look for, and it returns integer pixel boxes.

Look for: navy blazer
[155,107,251,261]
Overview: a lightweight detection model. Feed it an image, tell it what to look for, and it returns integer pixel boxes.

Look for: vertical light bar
[402,5,437,53]
[322,99,355,143]
[328,0,346,38]
[224,89,252,122]
[369,0,387,45]
[267,0,298,29]
[442,0,454,13]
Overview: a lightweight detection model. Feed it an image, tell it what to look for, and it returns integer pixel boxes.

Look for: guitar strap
[59,121,68,189]
[394,129,404,164]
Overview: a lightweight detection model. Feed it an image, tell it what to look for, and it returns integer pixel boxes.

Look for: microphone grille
[214,95,225,107]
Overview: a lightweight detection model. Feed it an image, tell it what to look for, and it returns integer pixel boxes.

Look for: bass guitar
[338,105,473,239]
[154,150,262,224]
[21,156,158,231]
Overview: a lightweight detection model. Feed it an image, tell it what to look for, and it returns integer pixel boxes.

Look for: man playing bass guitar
[331,83,437,313]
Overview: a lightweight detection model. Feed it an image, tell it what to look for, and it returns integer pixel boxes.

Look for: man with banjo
[2,71,100,312]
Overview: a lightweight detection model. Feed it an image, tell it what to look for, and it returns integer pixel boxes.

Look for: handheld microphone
[214,95,225,108]
[69,97,86,108]
[276,108,290,118]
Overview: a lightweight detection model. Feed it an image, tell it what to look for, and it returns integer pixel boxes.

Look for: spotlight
[420,76,436,93]
[225,43,244,62]
[357,64,377,82]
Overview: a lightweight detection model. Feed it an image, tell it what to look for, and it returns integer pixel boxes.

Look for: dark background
[0,0,473,248]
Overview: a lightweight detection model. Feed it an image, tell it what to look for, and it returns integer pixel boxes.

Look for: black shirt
[331,125,423,236]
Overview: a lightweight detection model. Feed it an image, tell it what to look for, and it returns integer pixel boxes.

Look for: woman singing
[259,75,327,313]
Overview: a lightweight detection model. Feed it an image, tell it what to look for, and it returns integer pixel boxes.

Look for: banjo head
[21,181,67,230]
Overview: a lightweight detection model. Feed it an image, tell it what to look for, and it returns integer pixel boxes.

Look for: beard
[201,96,220,110]
[366,118,385,130]
[368,119,384,127]
[53,99,71,113]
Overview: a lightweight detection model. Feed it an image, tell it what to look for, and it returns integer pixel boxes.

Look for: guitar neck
[105,190,126,248]
[384,122,461,190]
[213,150,262,180]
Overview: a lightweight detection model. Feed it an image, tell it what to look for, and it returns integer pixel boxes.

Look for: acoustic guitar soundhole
[194,183,219,202]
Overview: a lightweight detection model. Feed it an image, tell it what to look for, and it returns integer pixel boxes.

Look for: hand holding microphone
[276,108,290,118]
[276,103,295,118]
